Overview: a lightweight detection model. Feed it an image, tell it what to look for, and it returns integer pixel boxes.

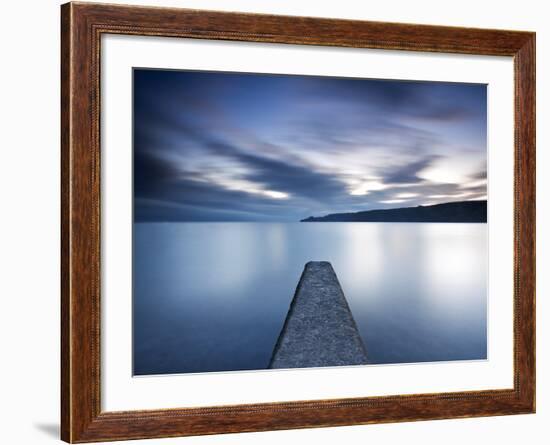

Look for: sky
[134,69,487,222]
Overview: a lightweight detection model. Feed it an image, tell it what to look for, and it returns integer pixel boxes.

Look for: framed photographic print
[61,2,535,442]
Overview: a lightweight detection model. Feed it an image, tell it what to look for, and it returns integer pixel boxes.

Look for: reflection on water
[133,223,487,375]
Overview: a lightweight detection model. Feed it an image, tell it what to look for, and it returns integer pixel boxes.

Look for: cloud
[381,156,440,184]
[133,69,487,221]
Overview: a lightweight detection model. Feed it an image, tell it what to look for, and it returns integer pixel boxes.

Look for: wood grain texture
[60,2,536,442]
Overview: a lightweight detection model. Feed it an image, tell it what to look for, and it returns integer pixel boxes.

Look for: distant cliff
[301,200,487,223]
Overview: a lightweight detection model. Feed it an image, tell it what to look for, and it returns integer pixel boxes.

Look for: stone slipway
[269,261,368,369]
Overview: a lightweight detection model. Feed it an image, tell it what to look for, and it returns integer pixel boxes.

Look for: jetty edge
[269,261,368,369]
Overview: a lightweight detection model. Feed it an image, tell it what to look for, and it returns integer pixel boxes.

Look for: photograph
[132,68,488,376]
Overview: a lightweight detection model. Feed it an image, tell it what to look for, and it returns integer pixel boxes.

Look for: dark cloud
[302,77,485,123]
[382,156,439,184]
[134,150,181,195]
[217,149,344,202]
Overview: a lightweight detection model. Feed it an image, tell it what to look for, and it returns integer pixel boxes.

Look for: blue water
[133,223,487,375]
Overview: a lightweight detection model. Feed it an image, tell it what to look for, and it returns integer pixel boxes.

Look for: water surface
[133,222,487,375]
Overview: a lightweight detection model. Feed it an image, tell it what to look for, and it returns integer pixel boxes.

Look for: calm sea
[133,222,487,375]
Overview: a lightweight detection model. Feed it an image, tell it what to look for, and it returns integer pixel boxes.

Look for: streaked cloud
[134,69,487,221]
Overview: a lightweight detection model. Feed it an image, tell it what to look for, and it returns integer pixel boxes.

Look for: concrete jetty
[269,261,368,369]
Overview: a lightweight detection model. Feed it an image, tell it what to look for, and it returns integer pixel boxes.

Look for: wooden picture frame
[61,2,535,442]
